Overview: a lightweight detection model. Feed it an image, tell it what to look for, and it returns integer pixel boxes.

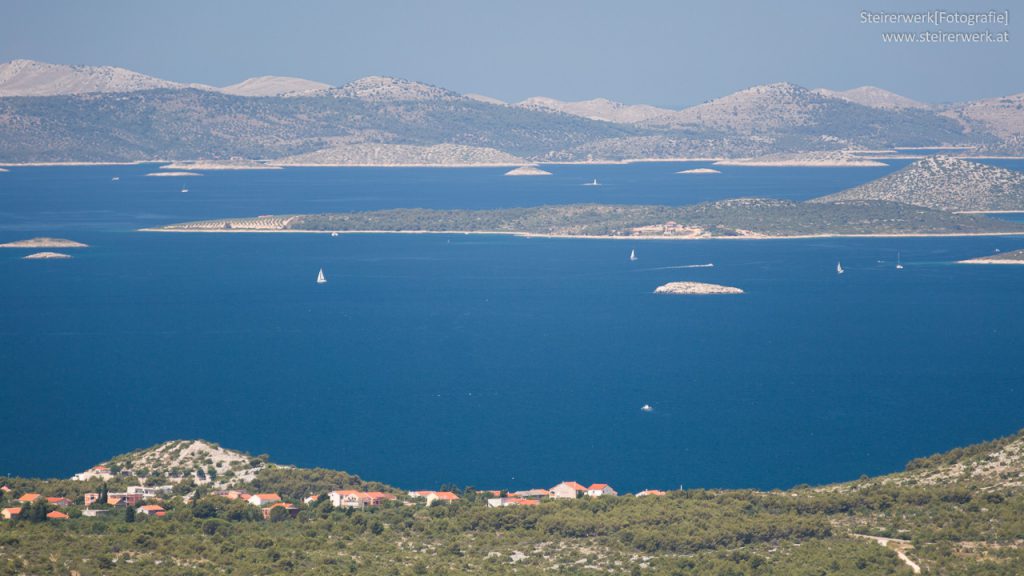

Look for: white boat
[896,251,904,270]
[331,232,339,237]
[641,404,653,412]
[836,261,844,275]
[316,268,327,284]
[180,187,189,193]
[584,178,600,186]
[111,176,120,181]
[629,249,638,262]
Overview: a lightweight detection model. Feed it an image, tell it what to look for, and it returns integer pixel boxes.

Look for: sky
[1,0,1020,107]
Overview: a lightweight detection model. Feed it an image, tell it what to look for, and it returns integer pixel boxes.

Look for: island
[22,251,72,259]
[145,171,202,177]
[505,165,552,176]
[145,198,1024,239]
[676,168,721,174]
[0,237,88,248]
[958,247,1024,264]
[654,281,743,294]
[159,160,282,170]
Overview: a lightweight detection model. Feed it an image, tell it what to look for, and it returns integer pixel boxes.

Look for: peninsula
[0,237,87,248]
[958,247,1024,264]
[654,281,743,295]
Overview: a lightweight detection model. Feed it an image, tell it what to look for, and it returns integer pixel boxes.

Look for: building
[136,505,166,517]
[510,489,548,499]
[328,490,361,507]
[262,502,299,520]
[16,493,42,504]
[247,493,282,506]
[636,489,666,497]
[107,492,144,507]
[127,485,174,498]
[213,490,251,501]
[1,508,21,520]
[82,508,110,517]
[549,482,586,499]
[46,510,69,520]
[46,497,72,507]
[425,491,459,505]
[83,492,100,507]
[585,484,617,497]
[72,465,115,482]
[487,497,540,508]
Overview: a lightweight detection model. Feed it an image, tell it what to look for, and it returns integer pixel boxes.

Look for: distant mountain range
[0,59,1022,163]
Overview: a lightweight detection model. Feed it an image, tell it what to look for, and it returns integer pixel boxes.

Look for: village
[1,465,667,522]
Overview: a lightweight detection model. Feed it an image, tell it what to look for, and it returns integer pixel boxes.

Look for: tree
[99,482,108,506]
[125,505,135,523]
[268,506,291,522]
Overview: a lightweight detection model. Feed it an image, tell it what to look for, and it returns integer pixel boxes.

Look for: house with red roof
[247,493,282,506]
[46,497,72,507]
[1,508,21,520]
[487,497,540,508]
[136,504,166,517]
[586,484,617,497]
[425,491,459,505]
[549,481,587,499]
[510,489,549,499]
[16,493,42,504]
[262,502,299,520]
[328,490,361,507]
[636,489,666,497]
[83,493,100,507]
[46,510,69,520]
[0,486,11,493]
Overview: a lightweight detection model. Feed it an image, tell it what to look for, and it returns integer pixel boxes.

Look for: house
[107,492,144,507]
[261,502,299,520]
[303,494,320,505]
[16,493,42,504]
[46,497,72,507]
[83,492,100,507]
[0,486,10,493]
[586,484,617,497]
[328,490,361,507]
[46,510,69,520]
[127,485,173,498]
[1,508,21,520]
[363,492,397,506]
[247,493,282,506]
[82,508,110,517]
[407,490,435,498]
[636,489,666,497]
[72,465,115,481]
[136,504,166,517]
[425,491,459,505]
[487,497,540,508]
[549,482,586,499]
[213,490,251,501]
[510,489,549,499]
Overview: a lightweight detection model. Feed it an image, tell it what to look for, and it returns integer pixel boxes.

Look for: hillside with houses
[3,432,1024,574]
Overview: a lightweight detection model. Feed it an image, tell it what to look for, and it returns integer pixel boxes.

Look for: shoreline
[139,227,1024,241]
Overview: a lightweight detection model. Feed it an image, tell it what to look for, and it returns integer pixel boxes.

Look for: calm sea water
[2,161,1024,492]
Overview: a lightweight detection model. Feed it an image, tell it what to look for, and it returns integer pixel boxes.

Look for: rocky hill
[87,439,272,488]
[814,86,930,110]
[813,156,1024,212]
[1,59,1022,163]
[518,96,676,124]
[220,75,330,97]
[0,59,208,96]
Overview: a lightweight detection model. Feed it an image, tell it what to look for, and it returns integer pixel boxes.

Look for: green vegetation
[159,199,1024,238]
[3,430,1024,574]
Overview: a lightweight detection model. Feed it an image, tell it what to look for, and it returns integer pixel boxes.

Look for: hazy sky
[2,0,1019,107]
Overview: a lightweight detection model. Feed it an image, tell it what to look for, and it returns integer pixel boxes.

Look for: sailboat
[836,261,844,275]
[629,249,638,262]
[896,251,904,270]
[316,268,327,284]
[641,404,653,413]
[584,178,600,186]
[111,176,120,181]
[180,187,189,193]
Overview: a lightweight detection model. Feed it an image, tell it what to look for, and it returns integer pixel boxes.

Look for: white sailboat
[111,176,120,181]
[584,178,600,186]
[180,187,189,193]
[836,261,844,275]
[896,251,904,270]
[641,404,653,413]
[316,268,327,284]
[629,249,638,262]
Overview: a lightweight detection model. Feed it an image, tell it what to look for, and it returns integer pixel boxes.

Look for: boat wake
[647,263,715,270]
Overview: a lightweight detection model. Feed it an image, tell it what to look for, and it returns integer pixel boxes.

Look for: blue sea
[2,161,1024,493]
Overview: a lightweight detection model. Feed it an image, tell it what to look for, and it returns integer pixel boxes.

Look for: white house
[247,493,282,506]
[549,481,586,499]
[127,485,174,498]
[586,484,617,497]
[328,490,361,507]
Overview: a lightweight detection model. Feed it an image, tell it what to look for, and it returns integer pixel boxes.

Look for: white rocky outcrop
[677,168,722,174]
[22,251,72,259]
[220,76,331,97]
[518,96,676,124]
[654,281,743,295]
[0,59,209,96]
[505,165,552,176]
[814,86,930,110]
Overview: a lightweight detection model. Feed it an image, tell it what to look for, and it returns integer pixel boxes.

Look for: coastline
[139,227,1024,241]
